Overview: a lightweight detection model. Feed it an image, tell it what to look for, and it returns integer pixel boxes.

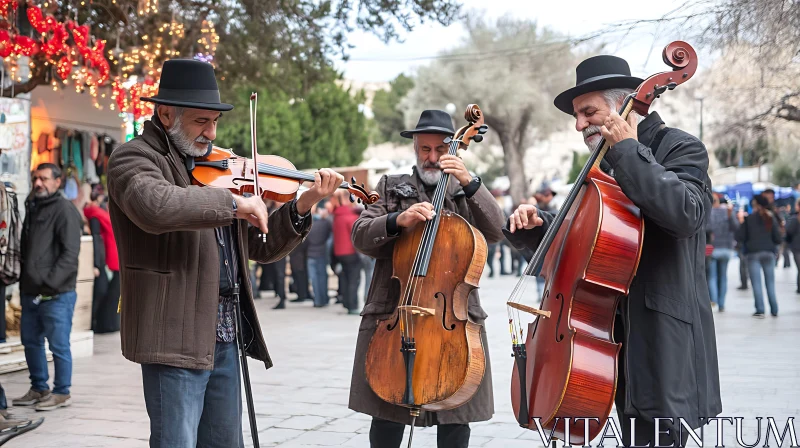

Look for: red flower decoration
[14,35,39,57]
[57,55,71,80]
[26,6,49,34]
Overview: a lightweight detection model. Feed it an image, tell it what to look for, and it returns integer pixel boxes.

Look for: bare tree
[401,15,582,205]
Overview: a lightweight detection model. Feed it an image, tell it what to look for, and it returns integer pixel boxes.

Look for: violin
[363,104,489,447]
[187,93,380,206]
[505,41,698,443]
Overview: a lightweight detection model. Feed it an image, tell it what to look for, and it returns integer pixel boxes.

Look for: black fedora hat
[141,59,233,111]
[400,110,455,139]
[553,55,643,116]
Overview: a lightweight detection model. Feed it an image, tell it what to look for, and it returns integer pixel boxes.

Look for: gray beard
[167,117,211,157]
[583,125,603,151]
[417,164,442,187]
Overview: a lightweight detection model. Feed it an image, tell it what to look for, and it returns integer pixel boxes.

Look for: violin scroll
[631,40,698,116]
[346,181,381,205]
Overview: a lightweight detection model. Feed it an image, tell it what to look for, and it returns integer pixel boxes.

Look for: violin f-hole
[435,292,455,331]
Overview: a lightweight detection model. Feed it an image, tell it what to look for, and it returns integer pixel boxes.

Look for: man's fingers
[509,215,517,233]
[520,210,529,227]
[627,112,637,128]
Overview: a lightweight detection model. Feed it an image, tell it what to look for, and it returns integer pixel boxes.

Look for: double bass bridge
[396,305,435,317]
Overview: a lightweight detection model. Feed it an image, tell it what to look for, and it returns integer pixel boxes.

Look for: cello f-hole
[435,292,455,331]
[555,293,565,342]
[387,313,400,331]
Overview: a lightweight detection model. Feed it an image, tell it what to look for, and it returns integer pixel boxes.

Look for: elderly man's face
[159,106,221,157]
[572,91,620,151]
[32,167,61,198]
[414,133,449,186]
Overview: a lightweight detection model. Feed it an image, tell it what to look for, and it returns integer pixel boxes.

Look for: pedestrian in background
[706,194,739,312]
[736,194,782,318]
[15,163,82,411]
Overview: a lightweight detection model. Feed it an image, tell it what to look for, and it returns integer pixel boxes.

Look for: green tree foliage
[371,74,415,143]
[215,81,368,169]
[567,152,591,184]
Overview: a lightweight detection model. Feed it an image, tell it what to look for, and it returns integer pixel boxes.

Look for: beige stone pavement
[1,257,798,447]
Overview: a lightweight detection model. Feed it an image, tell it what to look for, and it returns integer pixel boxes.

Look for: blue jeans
[141,341,243,448]
[708,248,734,309]
[747,251,779,315]
[21,291,77,395]
[308,256,329,307]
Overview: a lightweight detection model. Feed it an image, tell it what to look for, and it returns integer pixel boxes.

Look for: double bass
[506,41,699,444]
[364,105,489,446]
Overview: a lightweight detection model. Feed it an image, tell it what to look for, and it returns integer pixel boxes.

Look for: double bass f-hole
[554,293,565,343]
[435,292,455,331]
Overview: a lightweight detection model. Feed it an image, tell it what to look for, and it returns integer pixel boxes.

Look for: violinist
[504,55,722,446]
[107,59,342,447]
[349,110,506,448]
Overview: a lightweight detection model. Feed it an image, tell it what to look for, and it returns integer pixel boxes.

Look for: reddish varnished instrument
[189,93,380,206]
[506,41,699,444]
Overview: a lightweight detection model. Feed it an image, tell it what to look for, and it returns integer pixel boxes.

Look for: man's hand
[94,268,100,277]
[234,194,270,235]
[397,202,435,229]
[439,154,472,186]
[600,111,638,147]
[297,168,345,214]
[508,204,544,233]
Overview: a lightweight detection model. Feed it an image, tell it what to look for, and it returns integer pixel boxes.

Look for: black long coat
[504,112,722,431]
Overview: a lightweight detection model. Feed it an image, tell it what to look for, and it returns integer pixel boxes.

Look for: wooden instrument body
[365,211,488,412]
[191,147,301,203]
[510,166,644,443]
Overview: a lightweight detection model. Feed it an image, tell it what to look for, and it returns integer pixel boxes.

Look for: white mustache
[583,125,602,141]
[195,136,212,144]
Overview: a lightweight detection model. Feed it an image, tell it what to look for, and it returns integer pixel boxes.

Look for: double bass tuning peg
[472,135,484,143]
[478,125,489,134]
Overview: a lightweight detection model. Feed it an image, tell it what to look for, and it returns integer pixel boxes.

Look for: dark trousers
[260,258,287,301]
[369,418,470,448]
[92,270,120,334]
[738,247,749,287]
[793,251,800,290]
[291,268,311,300]
[614,313,690,447]
[337,253,362,311]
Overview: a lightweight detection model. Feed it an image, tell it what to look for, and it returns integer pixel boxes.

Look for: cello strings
[404,137,458,340]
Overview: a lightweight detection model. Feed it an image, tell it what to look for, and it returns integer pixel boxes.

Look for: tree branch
[0,61,48,98]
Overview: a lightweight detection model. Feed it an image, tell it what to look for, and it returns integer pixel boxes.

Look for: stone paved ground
[2,257,799,447]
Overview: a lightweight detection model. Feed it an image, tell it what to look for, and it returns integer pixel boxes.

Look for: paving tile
[2,258,797,446]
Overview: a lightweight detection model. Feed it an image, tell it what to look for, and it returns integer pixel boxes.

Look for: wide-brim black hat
[553,55,643,116]
[400,110,455,139]
[141,59,233,112]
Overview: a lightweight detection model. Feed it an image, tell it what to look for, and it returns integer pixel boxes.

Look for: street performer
[349,110,506,448]
[107,59,342,447]
[504,55,722,446]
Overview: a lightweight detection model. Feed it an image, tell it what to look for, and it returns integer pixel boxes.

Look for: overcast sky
[334,0,714,83]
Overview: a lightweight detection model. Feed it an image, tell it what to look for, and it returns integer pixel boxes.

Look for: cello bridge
[397,305,435,317]
[507,302,551,319]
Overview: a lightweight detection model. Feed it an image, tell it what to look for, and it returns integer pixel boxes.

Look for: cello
[364,104,489,446]
[505,41,698,444]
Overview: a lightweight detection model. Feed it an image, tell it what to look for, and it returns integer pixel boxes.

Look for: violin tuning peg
[472,135,484,143]
[351,176,356,184]
[361,183,365,188]
[479,125,489,134]
[349,194,356,203]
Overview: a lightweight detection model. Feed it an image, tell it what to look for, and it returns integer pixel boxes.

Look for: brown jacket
[107,118,309,371]
[348,168,505,426]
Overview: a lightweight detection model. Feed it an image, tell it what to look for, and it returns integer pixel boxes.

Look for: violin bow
[250,92,266,243]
